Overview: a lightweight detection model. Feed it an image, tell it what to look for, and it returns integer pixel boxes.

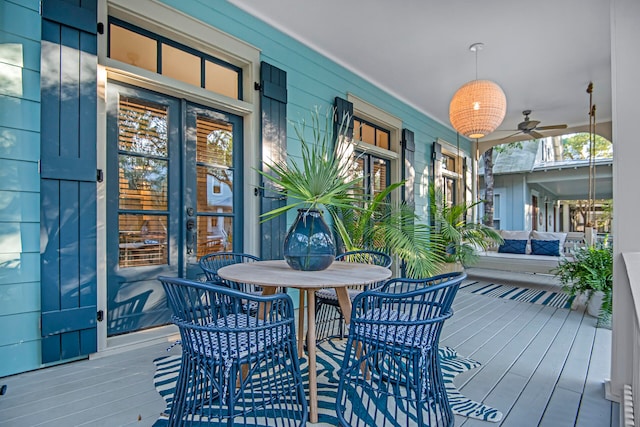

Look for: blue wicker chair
[335,272,466,427]
[159,276,307,426]
[199,252,262,294]
[315,250,392,342]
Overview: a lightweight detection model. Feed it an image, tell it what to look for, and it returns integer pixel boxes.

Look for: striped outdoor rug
[459,281,574,309]
[153,340,503,426]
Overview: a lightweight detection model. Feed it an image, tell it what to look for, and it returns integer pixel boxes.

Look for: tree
[562,133,612,160]
[482,147,494,227]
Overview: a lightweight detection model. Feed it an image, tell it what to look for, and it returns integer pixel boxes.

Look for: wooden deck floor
[0,277,617,426]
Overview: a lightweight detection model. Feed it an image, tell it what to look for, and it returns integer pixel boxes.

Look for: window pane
[494,194,501,218]
[109,24,157,73]
[444,177,457,208]
[119,156,168,210]
[197,166,233,213]
[197,216,233,258]
[361,123,375,145]
[162,44,201,87]
[442,154,457,172]
[205,60,239,99]
[118,97,168,156]
[372,157,388,196]
[119,214,167,267]
[353,119,361,141]
[376,129,389,150]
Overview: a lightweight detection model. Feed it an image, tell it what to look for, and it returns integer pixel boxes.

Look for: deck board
[0,278,615,427]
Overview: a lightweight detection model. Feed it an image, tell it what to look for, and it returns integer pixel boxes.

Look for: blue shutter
[432,141,443,190]
[40,0,98,363]
[332,98,353,254]
[259,62,287,260]
[400,129,416,277]
[402,129,415,207]
[334,97,354,140]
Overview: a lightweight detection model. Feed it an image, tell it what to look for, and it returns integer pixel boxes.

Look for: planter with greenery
[259,107,444,277]
[553,244,613,321]
[428,185,503,272]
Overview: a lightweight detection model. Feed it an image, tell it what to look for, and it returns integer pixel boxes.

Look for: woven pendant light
[449,43,506,139]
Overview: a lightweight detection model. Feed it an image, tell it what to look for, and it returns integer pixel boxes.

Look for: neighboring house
[0,0,468,376]
[478,139,613,233]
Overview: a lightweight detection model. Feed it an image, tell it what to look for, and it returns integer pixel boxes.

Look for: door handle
[186,219,196,254]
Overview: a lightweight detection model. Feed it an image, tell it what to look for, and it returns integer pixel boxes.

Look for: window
[354,118,390,150]
[493,194,501,229]
[353,115,394,198]
[108,19,242,100]
[354,152,391,199]
[441,150,463,206]
[347,94,402,205]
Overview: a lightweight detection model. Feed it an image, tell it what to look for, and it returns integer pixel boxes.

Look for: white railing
[622,253,640,427]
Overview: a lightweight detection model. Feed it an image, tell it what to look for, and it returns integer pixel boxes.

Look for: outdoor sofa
[473,230,585,275]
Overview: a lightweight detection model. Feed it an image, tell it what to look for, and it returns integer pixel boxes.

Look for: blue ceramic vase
[284,208,336,271]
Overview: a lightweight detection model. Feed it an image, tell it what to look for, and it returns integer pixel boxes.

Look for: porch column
[610,0,640,407]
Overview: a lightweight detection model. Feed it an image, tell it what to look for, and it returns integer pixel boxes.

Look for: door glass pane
[197,216,233,258]
[119,156,168,210]
[195,113,235,256]
[118,97,168,156]
[117,96,170,268]
[119,214,167,267]
[196,118,233,166]
[198,167,233,212]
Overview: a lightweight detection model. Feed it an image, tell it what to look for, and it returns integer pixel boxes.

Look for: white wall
[610,0,640,403]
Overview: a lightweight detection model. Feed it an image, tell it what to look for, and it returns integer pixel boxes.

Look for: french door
[106,82,243,335]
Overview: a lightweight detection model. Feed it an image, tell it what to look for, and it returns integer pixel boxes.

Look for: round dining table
[217,259,392,423]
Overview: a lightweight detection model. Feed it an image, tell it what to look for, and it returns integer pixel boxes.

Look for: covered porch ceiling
[229,0,612,149]
[527,161,613,200]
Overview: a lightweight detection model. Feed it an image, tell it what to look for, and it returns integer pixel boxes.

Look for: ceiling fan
[500,110,568,140]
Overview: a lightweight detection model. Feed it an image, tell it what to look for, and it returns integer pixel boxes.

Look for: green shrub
[553,245,613,317]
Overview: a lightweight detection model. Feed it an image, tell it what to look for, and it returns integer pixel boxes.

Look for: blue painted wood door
[106,83,243,335]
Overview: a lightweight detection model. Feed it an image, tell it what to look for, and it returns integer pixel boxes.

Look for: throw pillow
[531,239,561,256]
[530,231,567,254]
[498,239,527,254]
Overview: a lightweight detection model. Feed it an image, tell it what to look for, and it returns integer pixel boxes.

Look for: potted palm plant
[330,184,445,278]
[428,185,503,273]
[259,107,364,270]
[259,107,443,276]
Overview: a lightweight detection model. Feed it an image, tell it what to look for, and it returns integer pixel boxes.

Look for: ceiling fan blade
[537,124,568,130]
[498,131,523,140]
[529,130,545,139]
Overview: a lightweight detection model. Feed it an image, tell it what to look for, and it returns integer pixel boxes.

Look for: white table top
[217,259,392,289]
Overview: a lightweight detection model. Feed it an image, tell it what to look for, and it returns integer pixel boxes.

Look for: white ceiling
[228,0,612,146]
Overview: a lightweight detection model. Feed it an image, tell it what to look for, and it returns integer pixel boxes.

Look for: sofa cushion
[531,231,567,254]
[500,230,531,240]
[531,239,561,256]
[498,239,528,254]
[500,230,532,254]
